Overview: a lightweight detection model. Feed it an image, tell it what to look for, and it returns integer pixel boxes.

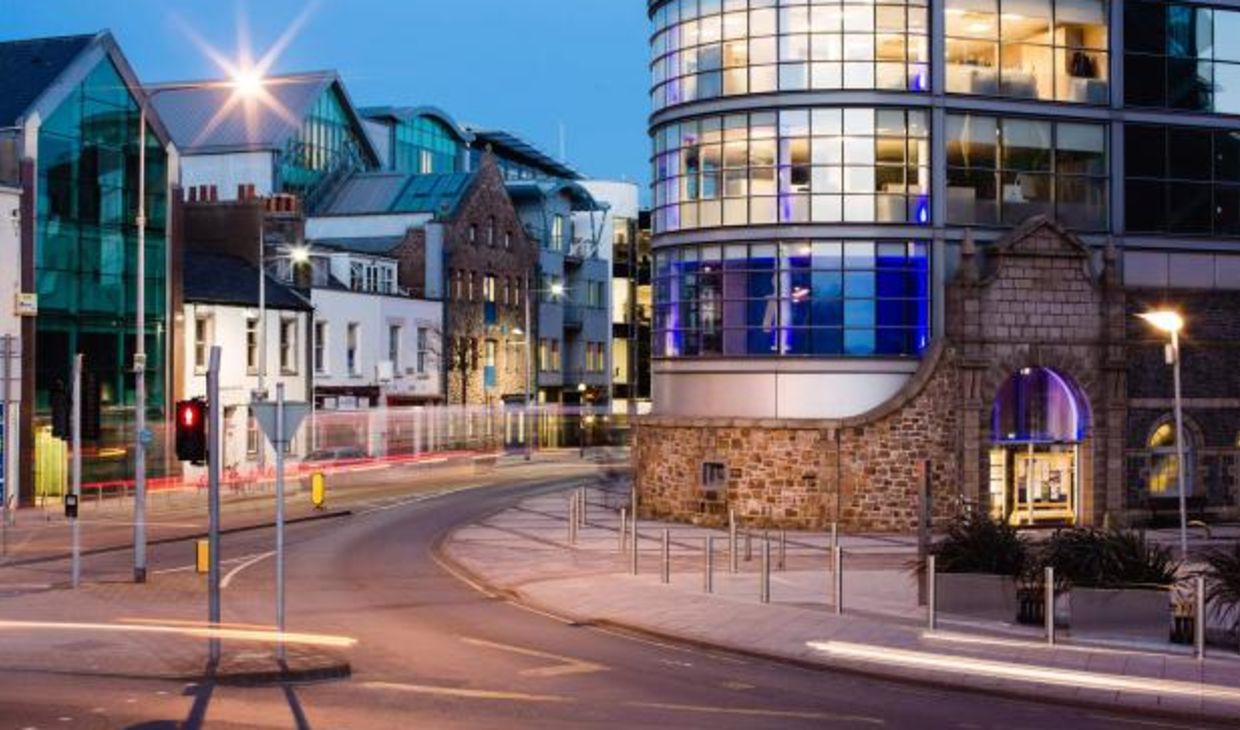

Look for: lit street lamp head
[1138,310,1184,334]
[289,246,311,265]
[231,69,265,98]
[550,282,566,298]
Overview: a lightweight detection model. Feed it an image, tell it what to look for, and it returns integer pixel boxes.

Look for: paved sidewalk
[442,486,1240,725]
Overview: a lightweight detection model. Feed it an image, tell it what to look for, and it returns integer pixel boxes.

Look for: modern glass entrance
[987,367,1088,526]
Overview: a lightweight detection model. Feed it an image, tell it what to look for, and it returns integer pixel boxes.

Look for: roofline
[506,179,606,212]
[184,295,311,312]
[357,105,475,145]
[467,128,583,180]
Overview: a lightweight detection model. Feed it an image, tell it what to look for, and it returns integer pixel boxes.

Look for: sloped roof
[506,180,605,212]
[358,105,473,143]
[0,33,94,127]
[467,128,581,180]
[184,251,310,310]
[310,236,404,255]
[149,71,377,163]
[320,169,474,218]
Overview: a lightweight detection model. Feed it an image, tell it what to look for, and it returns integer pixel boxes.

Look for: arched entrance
[988,367,1089,526]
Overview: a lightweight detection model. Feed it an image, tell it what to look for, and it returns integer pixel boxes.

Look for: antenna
[558,122,566,162]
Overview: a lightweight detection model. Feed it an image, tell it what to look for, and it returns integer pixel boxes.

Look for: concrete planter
[1069,587,1171,641]
[936,573,1018,622]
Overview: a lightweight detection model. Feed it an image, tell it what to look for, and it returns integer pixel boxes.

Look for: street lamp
[132,71,265,583]
[516,276,566,460]
[1138,309,1188,560]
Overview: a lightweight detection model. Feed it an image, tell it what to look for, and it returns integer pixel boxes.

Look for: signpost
[207,346,222,665]
[71,354,82,588]
[0,334,12,556]
[250,385,308,660]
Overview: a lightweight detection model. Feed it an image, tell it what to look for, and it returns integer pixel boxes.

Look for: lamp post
[513,278,565,460]
[133,73,264,583]
[1138,310,1188,560]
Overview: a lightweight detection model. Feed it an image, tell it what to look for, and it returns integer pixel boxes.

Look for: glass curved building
[640,1,1240,531]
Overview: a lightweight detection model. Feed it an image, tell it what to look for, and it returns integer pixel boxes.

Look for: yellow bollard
[196,539,209,574]
[311,472,326,510]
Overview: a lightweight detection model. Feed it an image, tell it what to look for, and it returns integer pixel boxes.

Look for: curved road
[0,471,1226,729]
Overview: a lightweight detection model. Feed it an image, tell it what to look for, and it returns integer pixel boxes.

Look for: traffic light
[175,398,208,464]
[50,379,71,441]
[81,370,101,441]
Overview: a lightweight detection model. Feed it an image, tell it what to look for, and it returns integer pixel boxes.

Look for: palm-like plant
[930,512,1029,577]
[1201,543,1240,646]
[1042,528,1178,589]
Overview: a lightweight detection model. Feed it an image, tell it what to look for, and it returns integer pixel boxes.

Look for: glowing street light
[1138,309,1189,560]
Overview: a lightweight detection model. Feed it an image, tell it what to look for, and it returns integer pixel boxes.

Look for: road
[0,466,1227,729]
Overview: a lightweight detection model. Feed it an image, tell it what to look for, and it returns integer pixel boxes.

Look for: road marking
[624,701,884,724]
[809,641,1240,704]
[460,636,608,678]
[585,624,748,665]
[357,482,491,516]
[720,680,754,691]
[362,681,570,703]
[0,619,356,648]
[152,549,273,576]
[118,617,278,632]
[0,583,53,590]
[221,551,275,588]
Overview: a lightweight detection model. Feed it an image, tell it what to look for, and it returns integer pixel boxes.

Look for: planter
[1170,614,1194,645]
[1070,587,1171,641]
[1016,589,1044,626]
[936,573,1017,622]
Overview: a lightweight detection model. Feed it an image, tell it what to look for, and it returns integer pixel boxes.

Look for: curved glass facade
[392,115,463,174]
[652,107,930,233]
[651,0,930,111]
[653,240,929,357]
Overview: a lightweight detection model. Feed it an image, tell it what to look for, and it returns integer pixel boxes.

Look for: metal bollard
[778,529,786,571]
[927,555,937,631]
[760,538,771,604]
[704,536,714,593]
[1196,575,1206,661]
[661,529,670,584]
[619,508,628,552]
[830,521,838,549]
[1044,566,1055,645]
[744,529,752,562]
[833,545,843,615]
[567,496,577,545]
[578,487,588,527]
[629,515,639,575]
[729,511,738,574]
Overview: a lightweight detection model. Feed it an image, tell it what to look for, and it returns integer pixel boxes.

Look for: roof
[149,71,377,163]
[358,105,473,144]
[319,169,475,218]
[0,33,94,127]
[310,236,404,255]
[506,180,606,212]
[183,251,311,311]
[466,128,582,181]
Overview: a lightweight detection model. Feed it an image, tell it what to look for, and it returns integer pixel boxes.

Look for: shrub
[1201,543,1240,642]
[930,512,1029,577]
[1042,528,1178,590]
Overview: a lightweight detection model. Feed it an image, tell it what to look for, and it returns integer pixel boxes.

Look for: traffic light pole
[275,382,286,662]
[207,346,222,665]
[71,353,82,589]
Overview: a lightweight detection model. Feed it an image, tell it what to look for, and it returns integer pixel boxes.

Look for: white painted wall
[0,186,23,509]
[181,152,276,199]
[652,360,917,420]
[310,289,442,403]
[181,301,311,471]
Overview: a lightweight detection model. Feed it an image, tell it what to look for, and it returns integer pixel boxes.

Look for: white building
[0,184,24,508]
[181,251,312,473]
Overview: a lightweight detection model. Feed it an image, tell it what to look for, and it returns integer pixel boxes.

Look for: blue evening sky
[5,0,652,194]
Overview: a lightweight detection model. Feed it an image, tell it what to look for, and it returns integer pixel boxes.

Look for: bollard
[831,521,838,549]
[833,546,843,615]
[629,515,639,575]
[927,555,937,631]
[778,529,787,571]
[578,487,588,527]
[619,508,627,552]
[744,529,752,562]
[760,538,771,604]
[704,536,714,593]
[1195,575,1206,661]
[568,496,577,545]
[661,529,670,584]
[729,512,738,574]
[1044,566,1055,645]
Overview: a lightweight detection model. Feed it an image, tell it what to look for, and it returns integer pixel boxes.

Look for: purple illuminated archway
[991,367,1088,444]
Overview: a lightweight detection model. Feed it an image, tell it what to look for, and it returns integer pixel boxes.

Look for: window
[469,225,477,243]
[503,277,511,307]
[945,0,1108,104]
[946,113,1107,230]
[1125,2,1240,114]
[278,86,376,198]
[653,240,930,358]
[504,231,512,249]
[392,114,462,174]
[388,324,401,372]
[279,318,298,374]
[551,339,561,370]
[416,327,429,374]
[1125,124,1240,236]
[587,281,606,308]
[347,323,360,376]
[483,274,497,302]
[486,217,496,246]
[467,272,475,301]
[539,339,551,372]
[552,215,566,251]
[1147,420,1194,497]
[652,108,931,233]
[194,313,212,371]
[702,461,727,490]
[314,321,328,374]
[247,415,260,456]
[649,0,930,112]
[246,317,259,374]
[454,270,464,300]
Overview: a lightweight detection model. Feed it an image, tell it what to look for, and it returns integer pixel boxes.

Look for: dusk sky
[4,0,652,191]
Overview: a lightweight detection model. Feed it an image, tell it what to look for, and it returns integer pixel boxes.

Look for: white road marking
[221,551,276,588]
[460,636,608,678]
[362,681,570,703]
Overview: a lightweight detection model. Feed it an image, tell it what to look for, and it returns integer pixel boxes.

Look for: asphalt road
[0,468,1228,729]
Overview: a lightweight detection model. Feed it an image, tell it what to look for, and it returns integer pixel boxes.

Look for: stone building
[636,1,1240,532]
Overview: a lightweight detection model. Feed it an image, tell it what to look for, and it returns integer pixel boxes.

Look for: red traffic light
[175,398,208,464]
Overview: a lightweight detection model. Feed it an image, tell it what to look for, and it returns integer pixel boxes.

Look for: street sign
[138,427,154,446]
[15,292,37,317]
[250,401,309,445]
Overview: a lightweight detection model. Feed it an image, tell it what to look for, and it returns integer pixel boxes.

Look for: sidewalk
[441,486,1240,725]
